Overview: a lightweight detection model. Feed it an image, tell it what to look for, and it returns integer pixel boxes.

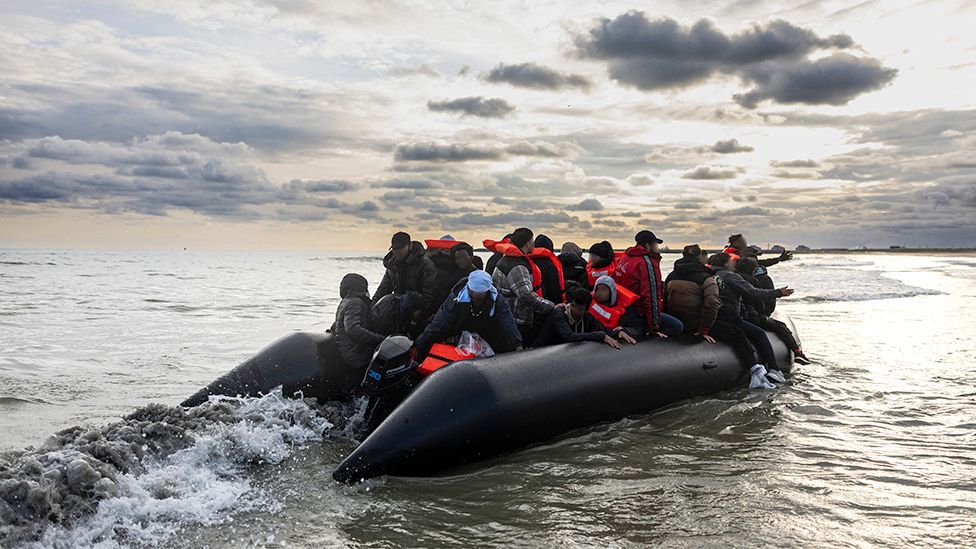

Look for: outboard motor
[361,335,419,434]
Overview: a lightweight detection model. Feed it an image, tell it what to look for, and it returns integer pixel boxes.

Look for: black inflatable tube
[332,314,798,482]
[181,332,351,407]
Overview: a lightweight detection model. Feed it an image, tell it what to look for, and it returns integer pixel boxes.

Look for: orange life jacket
[723,246,741,262]
[417,342,476,376]
[425,239,465,251]
[527,247,565,301]
[589,282,639,331]
[484,239,545,298]
[586,260,617,289]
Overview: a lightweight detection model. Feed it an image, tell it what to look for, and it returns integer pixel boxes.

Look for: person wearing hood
[557,241,588,290]
[372,231,438,336]
[585,240,617,289]
[332,273,387,383]
[532,234,565,304]
[735,257,810,364]
[614,230,684,338]
[534,287,629,349]
[665,244,721,341]
[590,275,642,341]
[489,227,556,344]
[414,270,521,360]
[710,252,795,387]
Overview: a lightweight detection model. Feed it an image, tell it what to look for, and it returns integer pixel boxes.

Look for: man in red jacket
[614,230,684,338]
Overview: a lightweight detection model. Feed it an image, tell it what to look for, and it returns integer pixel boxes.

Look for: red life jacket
[589,282,639,331]
[586,260,616,289]
[484,239,545,298]
[418,342,476,376]
[425,239,463,251]
[723,246,741,262]
[527,247,565,301]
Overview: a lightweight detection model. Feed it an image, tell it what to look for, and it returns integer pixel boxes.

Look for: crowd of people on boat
[331,227,809,390]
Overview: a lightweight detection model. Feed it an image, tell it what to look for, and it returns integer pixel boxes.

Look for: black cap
[390,231,411,249]
[635,230,663,245]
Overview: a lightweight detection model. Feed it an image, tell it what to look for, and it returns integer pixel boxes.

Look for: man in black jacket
[557,241,588,290]
[534,287,624,349]
[735,257,810,364]
[414,270,522,360]
[333,273,387,385]
[533,234,564,304]
[372,231,437,336]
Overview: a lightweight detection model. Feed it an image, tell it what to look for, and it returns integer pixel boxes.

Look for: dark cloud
[387,64,441,78]
[427,96,516,118]
[771,159,820,168]
[394,140,582,162]
[484,63,592,91]
[682,166,741,180]
[572,11,894,107]
[710,139,754,154]
[568,198,604,211]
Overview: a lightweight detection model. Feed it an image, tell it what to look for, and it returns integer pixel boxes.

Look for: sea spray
[0,389,359,548]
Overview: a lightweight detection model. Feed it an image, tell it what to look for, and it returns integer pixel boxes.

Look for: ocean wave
[0,389,357,548]
[797,287,943,303]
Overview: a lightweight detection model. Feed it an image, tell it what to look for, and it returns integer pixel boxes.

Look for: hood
[625,245,650,257]
[594,275,618,307]
[383,241,426,268]
[339,273,370,299]
[672,256,711,275]
[557,251,586,266]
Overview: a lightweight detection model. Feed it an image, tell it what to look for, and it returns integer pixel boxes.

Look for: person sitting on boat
[413,270,522,360]
[532,234,566,304]
[557,241,588,291]
[665,244,721,342]
[372,231,438,337]
[585,240,616,289]
[487,228,555,345]
[590,276,641,342]
[485,232,511,275]
[725,234,792,288]
[709,252,794,387]
[533,287,626,349]
[426,235,465,314]
[333,273,388,382]
[614,230,684,338]
[735,257,810,364]
[742,245,782,314]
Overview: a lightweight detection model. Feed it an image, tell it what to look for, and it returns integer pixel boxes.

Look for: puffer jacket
[665,257,720,335]
[713,267,782,321]
[333,274,387,373]
[414,278,522,359]
[557,251,588,289]
[372,241,438,318]
[614,246,663,332]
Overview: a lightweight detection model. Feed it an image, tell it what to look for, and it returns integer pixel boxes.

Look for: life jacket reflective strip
[527,247,565,300]
[484,239,545,298]
[417,343,476,376]
[586,261,617,289]
[589,282,638,330]
[723,246,741,262]
[425,239,465,251]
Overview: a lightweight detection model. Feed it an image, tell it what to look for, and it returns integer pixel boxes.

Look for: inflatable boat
[181,314,800,482]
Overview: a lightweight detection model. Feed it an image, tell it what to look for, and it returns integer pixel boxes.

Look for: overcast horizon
[1,0,975,251]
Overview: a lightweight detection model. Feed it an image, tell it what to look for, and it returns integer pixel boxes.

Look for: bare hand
[618,331,637,345]
[655,331,669,339]
[515,345,524,352]
[604,334,622,349]
[697,333,716,344]
[555,303,568,312]
[778,286,795,297]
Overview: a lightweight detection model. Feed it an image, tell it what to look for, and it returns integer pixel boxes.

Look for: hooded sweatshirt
[333,274,387,373]
[665,257,720,335]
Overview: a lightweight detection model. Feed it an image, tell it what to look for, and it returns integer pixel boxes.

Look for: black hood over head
[339,273,369,298]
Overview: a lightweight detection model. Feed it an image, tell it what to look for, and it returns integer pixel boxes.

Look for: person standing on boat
[372,231,437,337]
[333,273,387,384]
[413,270,522,360]
[614,230,684,338]
[487,227,556,345]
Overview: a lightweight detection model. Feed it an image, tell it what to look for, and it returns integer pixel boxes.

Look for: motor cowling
[361,335,414,395]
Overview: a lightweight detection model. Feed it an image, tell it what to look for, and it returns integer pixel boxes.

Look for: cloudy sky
[1,0,974,250]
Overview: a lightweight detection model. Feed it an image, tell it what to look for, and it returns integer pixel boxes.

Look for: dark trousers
[518,322,541,349]
[752,316,799,351]
[709,317,758,366]
[740,319,780,370]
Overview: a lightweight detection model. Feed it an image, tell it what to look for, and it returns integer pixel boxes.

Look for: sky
[1,0,975,251]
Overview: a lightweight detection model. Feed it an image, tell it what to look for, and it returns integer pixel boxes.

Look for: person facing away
[557,241,588,290]
[488,227,556,345]
[413,270,522,360]
[614,230,684,338]
[725,235,792,285]
[665,244,721,341]
[585,240,616,289]
[531,234,565,304]
[372,231,438,335]
[426,235,465,313]
[533,287,628,349]
[709,252,795,386]
[332,273,387,383]
[590,275,642,341]
[734,257,810,364]
[484,233,511,276]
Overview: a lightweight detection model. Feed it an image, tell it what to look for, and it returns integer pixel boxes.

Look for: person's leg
[659,313,684,338]
[740,319,780,371]
[760,317,799,351]
[710,318,757,365]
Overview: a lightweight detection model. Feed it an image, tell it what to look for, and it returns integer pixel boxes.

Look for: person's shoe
[794,349,811,365]
[749,364,776,389]
[765,368,787,383]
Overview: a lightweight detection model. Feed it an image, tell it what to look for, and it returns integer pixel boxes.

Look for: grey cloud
[771,159,820,168]
[484,63,592,91]
[443,211,579,227]
[573,11,893,107]
[394,140,582,162]
[710,139,754,154]
[568,198,604,211]
[427,96,516,118]
[387,64,441,78]
[682,166,740,180]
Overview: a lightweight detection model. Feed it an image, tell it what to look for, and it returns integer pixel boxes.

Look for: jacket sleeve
[638,261,657,332]
[511,265,555,314]
[414,297,456,359]
[550,310,605,343]
[727,272,780,311]
[372,270,393,303]
[491,294,523,350]
[699,276,721,333]
[541,264,562,304]
[419,257,438,317]
[343,300,387,348]
[757,257,780,268]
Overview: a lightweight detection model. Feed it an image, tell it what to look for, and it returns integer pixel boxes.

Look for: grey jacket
[491,256,554,326]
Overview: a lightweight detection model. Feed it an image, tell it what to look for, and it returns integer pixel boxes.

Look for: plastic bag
[457,330,495,358]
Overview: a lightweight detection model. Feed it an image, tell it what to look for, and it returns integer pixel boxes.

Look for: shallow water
[1,250,974,547]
